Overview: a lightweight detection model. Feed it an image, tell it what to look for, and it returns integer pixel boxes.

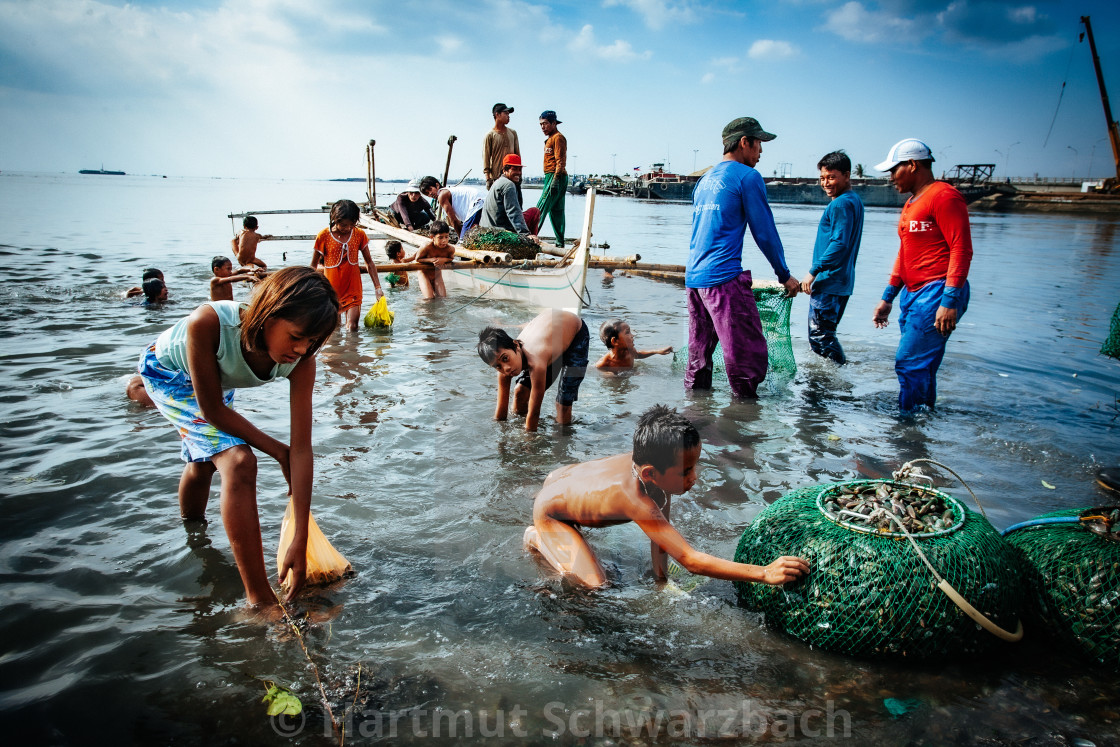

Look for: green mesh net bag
[1003,506,1120,670]
[1102,300,1120,360]
[672,286,796,384]
[460,226,539,260]
[733,482,1026,661]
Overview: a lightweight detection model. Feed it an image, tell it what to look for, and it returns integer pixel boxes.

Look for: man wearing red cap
[871,138,973,412]
[482,154,540,243]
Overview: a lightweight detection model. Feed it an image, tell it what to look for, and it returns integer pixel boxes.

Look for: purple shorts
[685,271,768,397]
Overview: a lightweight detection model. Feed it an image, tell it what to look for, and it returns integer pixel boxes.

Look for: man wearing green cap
[685,117,800,398]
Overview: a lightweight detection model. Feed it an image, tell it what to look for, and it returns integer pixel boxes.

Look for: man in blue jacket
[686,117,800,397]
[801,150,864,364]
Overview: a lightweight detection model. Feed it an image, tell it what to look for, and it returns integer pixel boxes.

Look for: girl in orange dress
[311,199,383,331]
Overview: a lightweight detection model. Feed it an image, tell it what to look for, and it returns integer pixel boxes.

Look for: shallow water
[1,172,1119,745]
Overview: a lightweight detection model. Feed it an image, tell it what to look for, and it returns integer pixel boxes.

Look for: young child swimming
[135,266,339,612]
[595,318,673,370]
[524,404,810,588]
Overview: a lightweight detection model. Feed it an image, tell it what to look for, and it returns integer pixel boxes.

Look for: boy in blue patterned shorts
[478,309,589,432]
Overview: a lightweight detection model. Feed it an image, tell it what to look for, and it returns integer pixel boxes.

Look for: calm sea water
[1,172,1118,745]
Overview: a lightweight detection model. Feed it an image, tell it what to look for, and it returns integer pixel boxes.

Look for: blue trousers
[808,293,849,364]
[896,280,969,411]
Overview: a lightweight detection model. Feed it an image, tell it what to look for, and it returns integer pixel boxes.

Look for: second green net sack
[672,285,796,381]
[1003,506,1120,671]
[734,482,1025,661]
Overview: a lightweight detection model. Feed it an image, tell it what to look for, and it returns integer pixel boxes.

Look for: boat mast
[1081,15,1120,190]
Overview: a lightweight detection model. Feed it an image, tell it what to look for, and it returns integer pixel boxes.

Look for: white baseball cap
[874,139,935,171]
[405,179,422,193]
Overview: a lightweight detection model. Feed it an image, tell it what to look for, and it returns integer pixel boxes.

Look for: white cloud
[701,72,715,84]
[710,56,740,70]
[436,35,463,54]
[747,40,797,60]
[822,1,918,44]
[601,0,696,31]
[568,24,651,62]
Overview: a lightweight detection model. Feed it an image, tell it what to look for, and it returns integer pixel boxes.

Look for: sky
[1,0,1119,182]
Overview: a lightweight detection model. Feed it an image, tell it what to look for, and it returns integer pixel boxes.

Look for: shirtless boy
[595,318,673,370]
[524,404,810,587]
[232,216,272,271]
[477,309,590,432]
[413,221,456,300]
[209,255,262,301]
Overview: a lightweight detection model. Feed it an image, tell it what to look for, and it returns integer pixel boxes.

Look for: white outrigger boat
[359,188,596,316]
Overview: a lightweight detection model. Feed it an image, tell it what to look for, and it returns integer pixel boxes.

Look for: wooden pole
[442,135,457,191]
[536,246,639,263]
[368,139,377,209]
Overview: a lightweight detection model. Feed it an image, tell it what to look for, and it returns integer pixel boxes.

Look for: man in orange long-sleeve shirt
[871,138,973,412]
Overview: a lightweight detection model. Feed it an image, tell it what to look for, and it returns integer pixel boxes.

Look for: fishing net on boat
[1003,506,1120,670]
[460,227,539,260]
[1102,300,1120,360]
[733,482,1025,661]
[672,285,796,384]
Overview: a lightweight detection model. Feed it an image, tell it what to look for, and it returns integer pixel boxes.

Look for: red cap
[502,153,524,168]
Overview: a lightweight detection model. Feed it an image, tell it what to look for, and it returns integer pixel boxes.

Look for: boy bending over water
[478,309,589,432]
[524,405,809,588]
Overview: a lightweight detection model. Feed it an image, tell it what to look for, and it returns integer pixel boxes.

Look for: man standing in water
[535,110,567,249]
[801,150,864,364]
[871,138,973,412]
[685,116,799,398]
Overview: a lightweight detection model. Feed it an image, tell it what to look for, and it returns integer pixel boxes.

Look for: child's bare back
[523,405,809,588]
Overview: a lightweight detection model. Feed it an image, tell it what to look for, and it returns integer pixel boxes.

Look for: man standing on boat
[535,110,567,249]
[685,117,799,398]
[482,154,540,244]
[871,138,973,413]
[484,103,521,201]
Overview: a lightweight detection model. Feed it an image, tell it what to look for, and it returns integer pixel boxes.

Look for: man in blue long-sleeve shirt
[686,117,800,397]
[800,151,864,364]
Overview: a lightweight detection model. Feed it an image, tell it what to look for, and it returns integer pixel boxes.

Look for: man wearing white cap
[871,138,973,412]
[685,116,800,398]
[390,179,436,232]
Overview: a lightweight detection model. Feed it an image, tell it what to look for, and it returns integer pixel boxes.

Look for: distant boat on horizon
[79,165,126,175]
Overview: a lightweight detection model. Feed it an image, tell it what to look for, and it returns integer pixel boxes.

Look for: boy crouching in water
[478,309,589,432]
[524,404,810,588]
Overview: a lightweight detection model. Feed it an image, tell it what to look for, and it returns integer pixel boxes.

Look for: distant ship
[79,165,125,175]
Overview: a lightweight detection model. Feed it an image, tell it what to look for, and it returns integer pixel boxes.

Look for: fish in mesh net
[733,482,1025,661]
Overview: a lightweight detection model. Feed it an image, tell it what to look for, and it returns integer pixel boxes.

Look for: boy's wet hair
[419,176,440,193]
[430,220,450,235]
[632,405,700,473]
[142,267,163,281]
[142,277,166,301]
[385,240,404,260]
[817,150,851,174]
[211,255,232,271]
[477,326,518,365]
[599,318,626,347]
[243,216,259,230]
[241,266,340,358]
[329,199,361,227]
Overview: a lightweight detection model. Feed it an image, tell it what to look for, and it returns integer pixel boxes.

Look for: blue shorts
[516,320,589,406]
[137,345,245,463]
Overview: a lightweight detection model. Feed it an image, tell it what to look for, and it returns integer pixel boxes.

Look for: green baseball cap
[722,117,776,148]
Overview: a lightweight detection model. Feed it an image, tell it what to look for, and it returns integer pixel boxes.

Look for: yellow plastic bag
[276,499,352,588]
[362,296,394,328]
